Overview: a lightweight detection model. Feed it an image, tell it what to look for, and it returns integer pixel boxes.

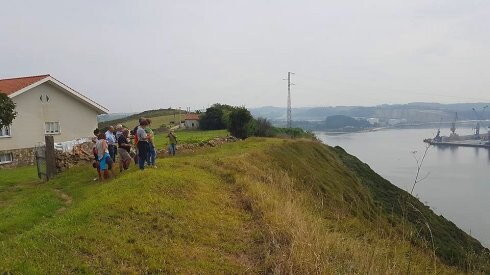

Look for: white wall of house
[184,120,199,129]
[0,82,99,151]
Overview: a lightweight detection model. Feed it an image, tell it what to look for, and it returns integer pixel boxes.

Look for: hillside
[98,108,187,131]
[1,139,489,273]
[97,113,136,123]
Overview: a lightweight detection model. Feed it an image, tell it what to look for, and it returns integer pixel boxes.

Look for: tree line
[199,103,312,139]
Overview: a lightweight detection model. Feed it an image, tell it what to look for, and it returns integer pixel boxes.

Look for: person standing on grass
[105,126,117,162]
[137,119,150,170]
[115,124,123,140]
[118,129,132,172]
[92,128,102,181]
[167,129,177,156]
[132,117,146,165]
[96,132,115,179]
[145,119,157,168]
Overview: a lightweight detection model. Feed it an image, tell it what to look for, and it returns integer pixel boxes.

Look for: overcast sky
[1,1,490,112]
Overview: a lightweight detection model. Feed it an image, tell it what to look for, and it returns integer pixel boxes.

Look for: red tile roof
[184,113,201,120]
[0,74,50,96]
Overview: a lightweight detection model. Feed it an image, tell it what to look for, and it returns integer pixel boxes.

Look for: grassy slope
[98,109,183,130]
[332,146,489,269]
[152,129,229,149]
[0,139,488,273]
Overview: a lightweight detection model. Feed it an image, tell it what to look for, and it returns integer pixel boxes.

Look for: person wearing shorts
[96,132,115,179]
[118,129,132,172]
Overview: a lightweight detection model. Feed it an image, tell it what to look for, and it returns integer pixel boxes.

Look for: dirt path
[54,188,73,213]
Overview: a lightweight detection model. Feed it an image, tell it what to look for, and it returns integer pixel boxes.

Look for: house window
[0,153,13,164]
[0,126,11,137]
[45,122,61,134]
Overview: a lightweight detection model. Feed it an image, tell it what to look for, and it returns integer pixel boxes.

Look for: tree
[228,107,254,139]
[254,117,273,137]
[199,106,226,130]
[324,115,370,130]
[0,93,17,129]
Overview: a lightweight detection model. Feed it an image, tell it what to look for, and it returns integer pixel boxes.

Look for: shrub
[200,106,226,130]
[254,117,274,137]
[228,107,254,139]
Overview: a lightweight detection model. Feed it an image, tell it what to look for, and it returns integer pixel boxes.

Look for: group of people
[92,117,179,180]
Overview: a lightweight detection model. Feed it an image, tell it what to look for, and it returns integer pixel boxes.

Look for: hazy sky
[1,1,490,112]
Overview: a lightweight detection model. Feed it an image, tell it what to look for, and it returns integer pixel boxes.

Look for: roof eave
[8,76,109,114]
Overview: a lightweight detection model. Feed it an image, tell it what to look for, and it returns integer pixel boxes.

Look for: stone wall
[0,147,39,168]
[156,136,239,155]
[0,141,94,169]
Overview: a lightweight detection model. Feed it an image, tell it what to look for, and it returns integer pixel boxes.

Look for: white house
[184,113,200,129]
[0,74,108,167]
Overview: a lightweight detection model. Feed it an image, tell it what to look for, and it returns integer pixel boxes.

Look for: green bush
[228,107,254,139]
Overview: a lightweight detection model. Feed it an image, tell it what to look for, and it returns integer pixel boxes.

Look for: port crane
[450,112,458,136]
[472,105,488,138]
[433,117,443,142]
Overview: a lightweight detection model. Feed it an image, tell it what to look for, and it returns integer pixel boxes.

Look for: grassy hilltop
[98,108,183,132]
[1,138,489,273]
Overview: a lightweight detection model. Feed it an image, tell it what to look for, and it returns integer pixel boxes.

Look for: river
[316,127,490,248]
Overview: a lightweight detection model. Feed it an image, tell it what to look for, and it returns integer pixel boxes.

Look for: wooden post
[45,135,57,180]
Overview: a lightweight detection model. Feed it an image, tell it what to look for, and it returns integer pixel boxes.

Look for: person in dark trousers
[145,119,157,168]
[105,126,117,162]
[136,119,150,170]
[167,130,177,156]
[132,117,146,165]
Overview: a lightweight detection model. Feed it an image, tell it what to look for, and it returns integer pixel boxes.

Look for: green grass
[0,138,488,273]
[121,114,175,130]
[0,165,38,186]
[98,109,184,130]
[153,129,229,148]
[0,166,60,239]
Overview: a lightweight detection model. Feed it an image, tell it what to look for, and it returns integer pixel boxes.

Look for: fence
[35,136,57,181]
[34,146,47,181]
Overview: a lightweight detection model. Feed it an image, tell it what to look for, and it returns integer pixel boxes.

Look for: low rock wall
[157,136,239,155]
[1,137,238,170]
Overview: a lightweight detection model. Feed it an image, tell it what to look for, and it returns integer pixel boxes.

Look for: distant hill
[97,113,136,123]
[251,102,490,124]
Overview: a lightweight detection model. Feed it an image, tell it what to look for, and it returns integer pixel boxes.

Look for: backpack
[133,126,139,143]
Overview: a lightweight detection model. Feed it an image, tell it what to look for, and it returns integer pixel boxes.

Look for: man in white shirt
[137,119,150,170]
[115,124,123,140]
[105,126,117,162]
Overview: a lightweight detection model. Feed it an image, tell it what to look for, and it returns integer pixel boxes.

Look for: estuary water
[316,128,490,248]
